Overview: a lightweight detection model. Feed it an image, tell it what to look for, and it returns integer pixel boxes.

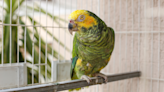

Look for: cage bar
[157,0,161,91]
[58,0,60,63]
[9,0,12,64]
[97,0,100,92]
[45,0,48,83]
[1,23,164,30]
[124,0,128,92]
[17,0,20,87]
[24,0,27,64]
[1,0,4,65]
[0,23,68,28]
[130,0,134,91]
[118,0,122,91]
[113,0,116,92]
[107,0,110,92]
[137,0,141,92]
[1,71,141,92]
[143,0,147,91]
[32,0,34,85]
[17,0,20,64]
[51,0,55,83]
[64,0,66,63]
[150,0,154,91]
[38,0,42,84]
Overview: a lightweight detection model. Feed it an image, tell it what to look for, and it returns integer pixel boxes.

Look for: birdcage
[0,0,163,92]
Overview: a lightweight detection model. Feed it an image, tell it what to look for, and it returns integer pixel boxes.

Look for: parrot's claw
[81,75,92,84]
[95,73,108,84]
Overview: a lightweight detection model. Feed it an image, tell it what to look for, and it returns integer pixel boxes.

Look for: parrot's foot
[94,73,108,84]
[81,75,92,84]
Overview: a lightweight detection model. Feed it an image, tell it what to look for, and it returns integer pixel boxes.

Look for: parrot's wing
[70,33,79,78]
[72,33,78,58]
[107,27,115,38]
[107,26,115,54]
[70,56,78,78]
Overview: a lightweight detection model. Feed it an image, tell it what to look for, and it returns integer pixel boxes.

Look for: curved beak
[68,20,78,35]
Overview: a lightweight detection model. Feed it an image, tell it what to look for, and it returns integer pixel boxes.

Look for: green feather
[72,33,78,58]
[70,33,79,80]
[70,56,78,78]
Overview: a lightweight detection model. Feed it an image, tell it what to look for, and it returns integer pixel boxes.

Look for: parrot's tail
[69,88,82,92]
[69,86,89,92]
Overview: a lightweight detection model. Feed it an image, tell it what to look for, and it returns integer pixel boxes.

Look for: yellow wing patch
[76,58,82,66]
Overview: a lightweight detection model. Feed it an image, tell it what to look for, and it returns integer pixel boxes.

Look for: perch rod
[1,71,141,92]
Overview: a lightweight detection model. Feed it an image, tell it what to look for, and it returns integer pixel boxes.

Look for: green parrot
[68,10,115,91]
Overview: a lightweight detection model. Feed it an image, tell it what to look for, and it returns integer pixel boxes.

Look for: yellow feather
[76,58,82,66]
[69,10,87,20]
[106,56,111,62]
[69,10,98,29]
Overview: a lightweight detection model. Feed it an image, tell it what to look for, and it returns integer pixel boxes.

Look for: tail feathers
[69,88,81,92]
[69,86,89,91]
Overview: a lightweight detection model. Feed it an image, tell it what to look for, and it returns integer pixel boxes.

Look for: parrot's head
[68,10,105,35]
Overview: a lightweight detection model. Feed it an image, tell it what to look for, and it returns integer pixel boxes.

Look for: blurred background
[0,0,164,92]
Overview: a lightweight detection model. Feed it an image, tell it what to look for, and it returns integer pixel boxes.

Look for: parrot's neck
[76,22,107,43]
[76,27,102,43]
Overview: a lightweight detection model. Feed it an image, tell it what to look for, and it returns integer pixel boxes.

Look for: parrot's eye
[78,15,85,22]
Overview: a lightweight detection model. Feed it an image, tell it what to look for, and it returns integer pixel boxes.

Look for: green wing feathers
[70,33,79,80]
[69,34,81,91]
[72,33,78,58]
[108,27,115,42]
[107,27,115,54]
[70,56,78,79]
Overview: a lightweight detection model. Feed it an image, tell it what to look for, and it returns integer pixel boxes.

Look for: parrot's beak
[68,20,78,35]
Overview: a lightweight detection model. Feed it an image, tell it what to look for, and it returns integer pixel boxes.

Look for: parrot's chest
[78,42,111,62]
[75,32,113,74]
[77,45,111,74]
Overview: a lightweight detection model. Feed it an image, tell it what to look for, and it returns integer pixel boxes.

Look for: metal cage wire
[0,0,163,92]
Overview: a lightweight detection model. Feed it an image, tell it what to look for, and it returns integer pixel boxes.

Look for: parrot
[68,10,115,91]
